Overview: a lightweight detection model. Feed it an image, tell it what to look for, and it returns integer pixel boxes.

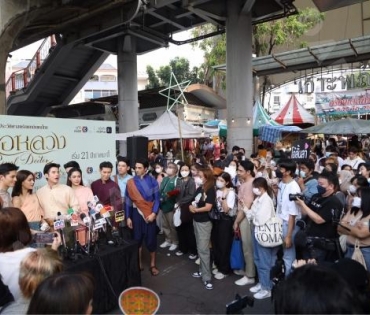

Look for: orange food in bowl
[119,287,160,315]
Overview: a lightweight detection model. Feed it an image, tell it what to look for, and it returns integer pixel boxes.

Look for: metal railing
[6,35,57,97]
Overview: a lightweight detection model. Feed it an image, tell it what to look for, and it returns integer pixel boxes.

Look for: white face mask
[252,187,262,196]
[349,184,357,194]
[181,171,190,178]
[155,167,162,174]
[352,196,361,208]
[194,177,203,186]
[216,180,225,189]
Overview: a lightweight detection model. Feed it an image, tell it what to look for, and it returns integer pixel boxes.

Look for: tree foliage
[190,8,324,100]
[145,56,201,89]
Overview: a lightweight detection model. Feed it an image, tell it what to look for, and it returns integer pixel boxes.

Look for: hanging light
[232,118,235,123]
[247,117,251,124]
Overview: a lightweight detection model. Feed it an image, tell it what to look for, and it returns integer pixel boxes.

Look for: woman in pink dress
[12,170,44,232]
[67,168,94,245]
[66,167,94,214]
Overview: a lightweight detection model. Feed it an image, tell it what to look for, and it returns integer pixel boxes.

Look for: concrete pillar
[226,0,254,157]
[117,35,139,156]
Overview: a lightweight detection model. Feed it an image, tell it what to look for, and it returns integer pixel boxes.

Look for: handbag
[230,231,245,270]
[352,239,367,270]
[254,207,283,248]
[208,206,221,220]
[173,204,182,227]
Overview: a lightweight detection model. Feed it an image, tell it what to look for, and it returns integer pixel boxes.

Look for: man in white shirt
[344,147,365,171]
[0,163,18,207]
[276,159,301,276]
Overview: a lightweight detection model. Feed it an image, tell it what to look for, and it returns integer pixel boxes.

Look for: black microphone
[54,211,66,249]
[80,213,91,226]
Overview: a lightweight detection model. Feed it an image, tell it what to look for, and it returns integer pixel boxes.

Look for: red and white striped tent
[271,94,315,126]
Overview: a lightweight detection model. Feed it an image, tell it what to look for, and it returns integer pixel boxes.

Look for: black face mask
[275,170,283,179]
[220,156,225,160]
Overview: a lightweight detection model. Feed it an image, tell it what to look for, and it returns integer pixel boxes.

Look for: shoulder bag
[254,205,283,248]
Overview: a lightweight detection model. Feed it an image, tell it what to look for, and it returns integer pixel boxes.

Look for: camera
[289,193,305,201]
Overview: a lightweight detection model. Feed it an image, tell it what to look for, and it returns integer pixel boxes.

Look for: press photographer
[294,172,343,263]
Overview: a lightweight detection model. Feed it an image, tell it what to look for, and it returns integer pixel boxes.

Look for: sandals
[149,266,159,276]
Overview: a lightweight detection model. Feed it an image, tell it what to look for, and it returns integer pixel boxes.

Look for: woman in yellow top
[12,170,44,232]
[338,186,370,270]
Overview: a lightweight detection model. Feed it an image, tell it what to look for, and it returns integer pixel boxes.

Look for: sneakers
[253,289,271,300]
[192,271,202,278]
[169,244,178,251]
[235,276,255,286]
[175,250,183,256]
[160,241,171,248]
[214,272,227,280]
[204,281,213,290]
[233,269,245,276]
[212,268,219,275]
[195,258,200,265]
[188,254,197,260]
[249,283,262,293]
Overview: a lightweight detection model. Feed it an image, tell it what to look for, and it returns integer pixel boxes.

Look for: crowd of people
[1,134,370,313]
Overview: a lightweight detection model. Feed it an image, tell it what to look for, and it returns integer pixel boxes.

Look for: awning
[259,125,302,143]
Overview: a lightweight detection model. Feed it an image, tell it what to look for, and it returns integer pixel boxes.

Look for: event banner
[315,89,370,116]
[0,115,116,191]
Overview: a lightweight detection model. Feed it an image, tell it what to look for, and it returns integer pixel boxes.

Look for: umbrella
[300,118,370,135]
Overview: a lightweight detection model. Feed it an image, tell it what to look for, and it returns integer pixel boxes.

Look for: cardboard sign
[291,140,311,160]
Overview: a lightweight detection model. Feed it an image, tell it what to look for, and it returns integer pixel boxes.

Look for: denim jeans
[282,221,299,276]
[193,220,213,282]
[345,245,370,270]
[253,233,279,290]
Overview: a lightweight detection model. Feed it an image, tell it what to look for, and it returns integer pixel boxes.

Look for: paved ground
[111,234,274,314]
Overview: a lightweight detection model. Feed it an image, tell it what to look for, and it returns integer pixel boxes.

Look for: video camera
[289,193,305,201]
[225,294,254,314]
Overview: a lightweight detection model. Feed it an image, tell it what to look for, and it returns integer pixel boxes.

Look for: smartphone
[34,232,55,244]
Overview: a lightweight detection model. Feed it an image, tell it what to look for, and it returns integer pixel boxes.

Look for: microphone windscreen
[80,213,86,220]
[57,211,62,216]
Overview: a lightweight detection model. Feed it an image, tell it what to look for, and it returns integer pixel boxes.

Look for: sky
[10,30,205,74]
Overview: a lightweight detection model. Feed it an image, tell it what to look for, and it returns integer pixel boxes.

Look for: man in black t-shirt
[295,172,343,263]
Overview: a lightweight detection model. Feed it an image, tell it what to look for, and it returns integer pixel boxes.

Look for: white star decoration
[159,72,191,111]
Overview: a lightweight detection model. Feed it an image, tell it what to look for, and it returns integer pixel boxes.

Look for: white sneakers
[214,272,227,280]
[160,241,171,248]
[212,268,219,275]
[253,289,271,300]
[169,244,178,251]
[159,241,178,251]
[249,283,262,293]
[234,276,255,286]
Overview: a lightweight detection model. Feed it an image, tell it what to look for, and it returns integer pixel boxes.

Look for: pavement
[110,234,274,314]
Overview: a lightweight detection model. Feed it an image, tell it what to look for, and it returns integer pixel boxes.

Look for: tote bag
[230,231,245,270]
[254,206,283,248]
[352,239,367,270]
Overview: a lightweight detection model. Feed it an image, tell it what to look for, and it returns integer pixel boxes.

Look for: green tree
[191,7,324,104]
[146,65,160,89]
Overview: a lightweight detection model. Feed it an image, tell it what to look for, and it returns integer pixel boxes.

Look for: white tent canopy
[116,111,216,141]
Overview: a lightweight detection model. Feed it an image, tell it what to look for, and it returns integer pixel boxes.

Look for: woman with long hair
[212,172,236,280]
[175,164,197,259]
[66,167,94,214]
[248,177,279,300]
[2,248,63,314]
[12,170,44,232]
[338,186,370,270]
[0,207,61,300]
[189,167,216,290]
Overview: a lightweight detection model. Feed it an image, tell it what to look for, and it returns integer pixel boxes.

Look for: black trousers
[211,216,234,274]
[176,221,197,255]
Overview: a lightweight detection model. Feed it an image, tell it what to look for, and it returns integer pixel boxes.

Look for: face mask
[339,179,342,185]
[349,185,357,194]
[194,177,203,186]
[229,165,236,170]
[256,172,263,178]
[155,168,162,174]
[275,170,283,179]
[220,156,225,160]
[181,171,190,178]
[326,152,332,157]
[319,166,324,173]
[299,171,306,178]
[216,180,225,189]
[252,188,262,196]
[317,185,326,195]
[352,196,362,208]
